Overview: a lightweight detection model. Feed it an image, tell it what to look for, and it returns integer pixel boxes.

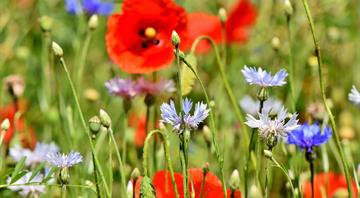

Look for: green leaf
[181,54,197,96]
[29,162,46,181]
[10,170,28,184]
[140,176,156,198]
[10,156,26,183]
[42,167,57,183]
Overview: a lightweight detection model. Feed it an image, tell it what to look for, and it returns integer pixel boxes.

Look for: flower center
[144,27,157,39]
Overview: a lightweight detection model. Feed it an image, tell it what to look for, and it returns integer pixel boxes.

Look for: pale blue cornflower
[65,0,113,15]
[105,78,138,99]
[349,85,360,106]
[160,98,210,133]
[7,172,46,197]
[10,142,59,167]
[287,123,332,152]
[240,95,283,116]
[241,66,288,87]
[245,106,299,140]
[46,151,83,168]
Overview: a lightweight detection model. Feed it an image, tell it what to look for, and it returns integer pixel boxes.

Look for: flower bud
[284,0,293,17]
[38,16,53,33]
[229,169,240,190]
[144,94,155,107]
[59,167,70,184]
[202,126,212,144]
[171,30,180,47]
[84,88,100,102]
[218,8,227,23]
[89,116,101,135]
[271,36,281,51]
[1,119,10,131]
[184,130,191,142]
[88,15,99,31]
[257,87,269,102]
[4,75,25,98]
[131,168,141,181]
[202,162,210,175]
[99,109,112,128]
[263,149,273,158]
[249,184,262,198]
[52,41,63,57]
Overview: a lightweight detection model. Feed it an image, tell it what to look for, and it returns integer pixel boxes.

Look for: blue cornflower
[65,0,113,16]
[287,123,332,152]
[105,78,138,99]
[241,65,288,87]
[160,98,210,133]
[46,151,83,168]
[349,85,360,106]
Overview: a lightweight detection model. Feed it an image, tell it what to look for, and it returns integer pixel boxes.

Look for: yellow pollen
[144,27,157,39]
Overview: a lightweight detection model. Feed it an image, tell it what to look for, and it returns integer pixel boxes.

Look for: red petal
[153,170,184,198]
[188,168,224,198]
[187,13,222,53]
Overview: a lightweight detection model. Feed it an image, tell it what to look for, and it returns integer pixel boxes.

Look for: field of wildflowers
[0,0,360,197]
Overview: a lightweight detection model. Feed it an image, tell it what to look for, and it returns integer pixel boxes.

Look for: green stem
[181,58,227,197]
[300,1,352,196]
[0,130,6,147]
[61,185,67,198]
[143,130,179,198]
[190,36,249,146]
[109,128,127,197]
[270,156,296,197]
[57,57,111,197]
[108,132,113,197]
[92,152,101,198]
[286,15,296,112]
[180,133,189,198]
[77,30,92,86]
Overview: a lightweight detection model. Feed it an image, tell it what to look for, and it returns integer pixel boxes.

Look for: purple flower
[349,85,360,106]
[65,0,113,15]
[105,78,138,99]
[9,142,59,167]
[46,151,82,168]
[160,98,210,133]
[245,106,299,139]
[241,66,288,87]
[135,77,176,95]
[7,172,46,197]
[287,123,332,152]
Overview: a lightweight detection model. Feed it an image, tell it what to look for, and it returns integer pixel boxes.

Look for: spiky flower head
[46,151,82,168]
[241,66,288,87]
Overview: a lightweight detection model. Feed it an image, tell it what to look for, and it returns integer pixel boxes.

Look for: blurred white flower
[240,95,283,116]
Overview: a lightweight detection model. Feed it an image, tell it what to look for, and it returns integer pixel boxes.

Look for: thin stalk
[108,133,113,197]
[109,128,127,196]
[144,105,153,175]
[57,57,110,197]
[286,15,296,112]
[190,36,249,145]
[92,152,101,198]
[300,0,352,196]
[181,59,227,197]
[77,30,92,86]
[0,130,6,147]
[61,185,67,198]
[143,130,179,198]
[310,160,314,198]
[180,133,189,198]
[270,156,296,197]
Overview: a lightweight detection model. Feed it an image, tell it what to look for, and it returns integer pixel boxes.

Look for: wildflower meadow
[1,0,360,197]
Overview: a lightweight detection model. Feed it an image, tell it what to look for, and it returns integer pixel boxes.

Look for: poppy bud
[1,119,10,131]
[52,41,63,57]
[284,0,293,17]
[38,15,53,33]
[263,149,273,159]
[171,30,180,47]
[99,109,112,128]
[88,15,99,31]
[229,169,240,190]
[218,8,227,23]
[271,36,281,51]
[131,168,140,181]
[89,116,101,136]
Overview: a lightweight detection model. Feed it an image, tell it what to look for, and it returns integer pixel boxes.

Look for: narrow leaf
[181,54,198,96]
[140,176,156,198]
[10,156,26,183]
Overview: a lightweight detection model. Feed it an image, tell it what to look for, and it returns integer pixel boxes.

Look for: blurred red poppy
[302,172,358,198]
[106,0,188,74]
[134,168,241,198]
[187,0,256,53]
[128,112,147,147]
[0,103,36,149]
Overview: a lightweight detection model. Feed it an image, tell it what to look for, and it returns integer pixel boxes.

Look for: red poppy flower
[226,0,257,43]
[134,168,241,198]
[302,172,358,198]
[106,0,188,74]
[0,103,36,149]
[128,112,147,147]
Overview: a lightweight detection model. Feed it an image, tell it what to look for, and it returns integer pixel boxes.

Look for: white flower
[349,85,360,106]
[245,106,299,139]
[240,95,283,116]
[7,172,46,197]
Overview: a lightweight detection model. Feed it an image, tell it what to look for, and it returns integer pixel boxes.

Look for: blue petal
[65,0,82,15]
